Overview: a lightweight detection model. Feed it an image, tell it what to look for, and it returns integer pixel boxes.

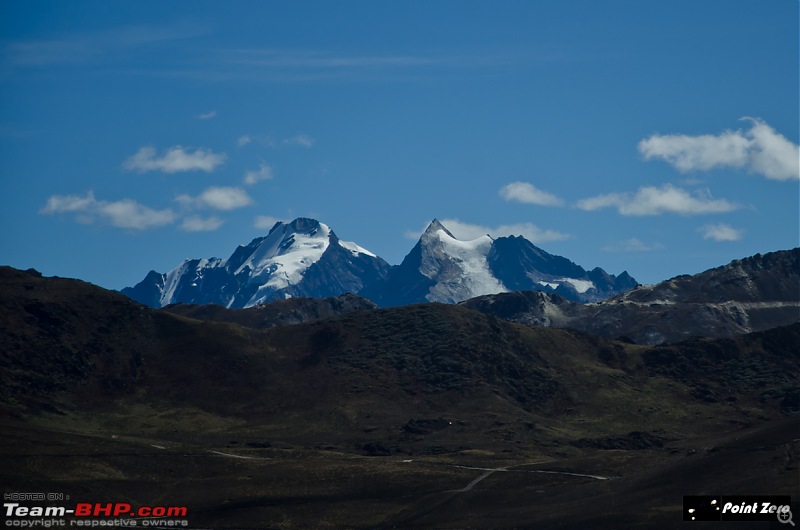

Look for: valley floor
[2,416,797,529]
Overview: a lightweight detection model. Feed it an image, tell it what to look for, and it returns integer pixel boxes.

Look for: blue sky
[1,0,798,290]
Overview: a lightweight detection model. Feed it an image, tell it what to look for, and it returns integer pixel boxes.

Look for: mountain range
[122,218,390,308]
[1,264,797,528]
[122,217,637,308]
[361,219,636,306]
[9,218,799,527]
[461,248,800,344]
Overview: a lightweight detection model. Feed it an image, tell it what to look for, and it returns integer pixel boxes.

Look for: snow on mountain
[561,278,594,294]
[159,258,225,307]
[123,217,637,310]
[338,239,377,258]
[236,220,330,291]
[463,248,800,345]
[420,221,508,303]
[122,218,389,309]
[486,233,636,303]
[359,219,637,307]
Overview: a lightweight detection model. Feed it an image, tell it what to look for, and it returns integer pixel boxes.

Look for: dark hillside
[161,292,377,329]
[462,248,800,344]
[1,266,797,528]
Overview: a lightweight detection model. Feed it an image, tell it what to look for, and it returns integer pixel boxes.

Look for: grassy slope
[1,267,798,528]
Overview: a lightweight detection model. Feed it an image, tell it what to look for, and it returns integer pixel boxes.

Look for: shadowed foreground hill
[1,266,798,529]
[161,292,377,329]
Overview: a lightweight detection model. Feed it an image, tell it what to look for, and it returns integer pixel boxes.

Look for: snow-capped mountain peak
[418,220,505,302]
[359,219,638,307]
[422,218,456,238]
[235,218,331,289]
[122,218,389,309]
[122,217,637,310]
[157,257,225,308]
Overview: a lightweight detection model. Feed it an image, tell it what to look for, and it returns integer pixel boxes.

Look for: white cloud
[180,215,224,232]
[499,181,564,206]
[405,218,570,244]
[40,191,97,214]
[746,118,799,181]
[281,134,314,147]
[236,133,314,149]
[602,238,664,253]
[4,22,209,68]
[123,146,226,173]
[40,191,175,230]
[638,118,799,181]
[254,215,286,230]
[680,177,706,186]
[700,223,742,242]
[176,186,253,211]
[576,184,738,216]
[244,163,274,185]
[639,130,750,171]
[198,187,252,210]
[97,200,176,229]
[197,111,217,120]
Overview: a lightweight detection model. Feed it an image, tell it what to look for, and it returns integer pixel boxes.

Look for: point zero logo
[684,495,793,523]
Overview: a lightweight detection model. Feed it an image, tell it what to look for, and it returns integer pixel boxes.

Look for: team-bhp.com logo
[684,495,794,525]
[73,504,187,519]
[4,500,189,527]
